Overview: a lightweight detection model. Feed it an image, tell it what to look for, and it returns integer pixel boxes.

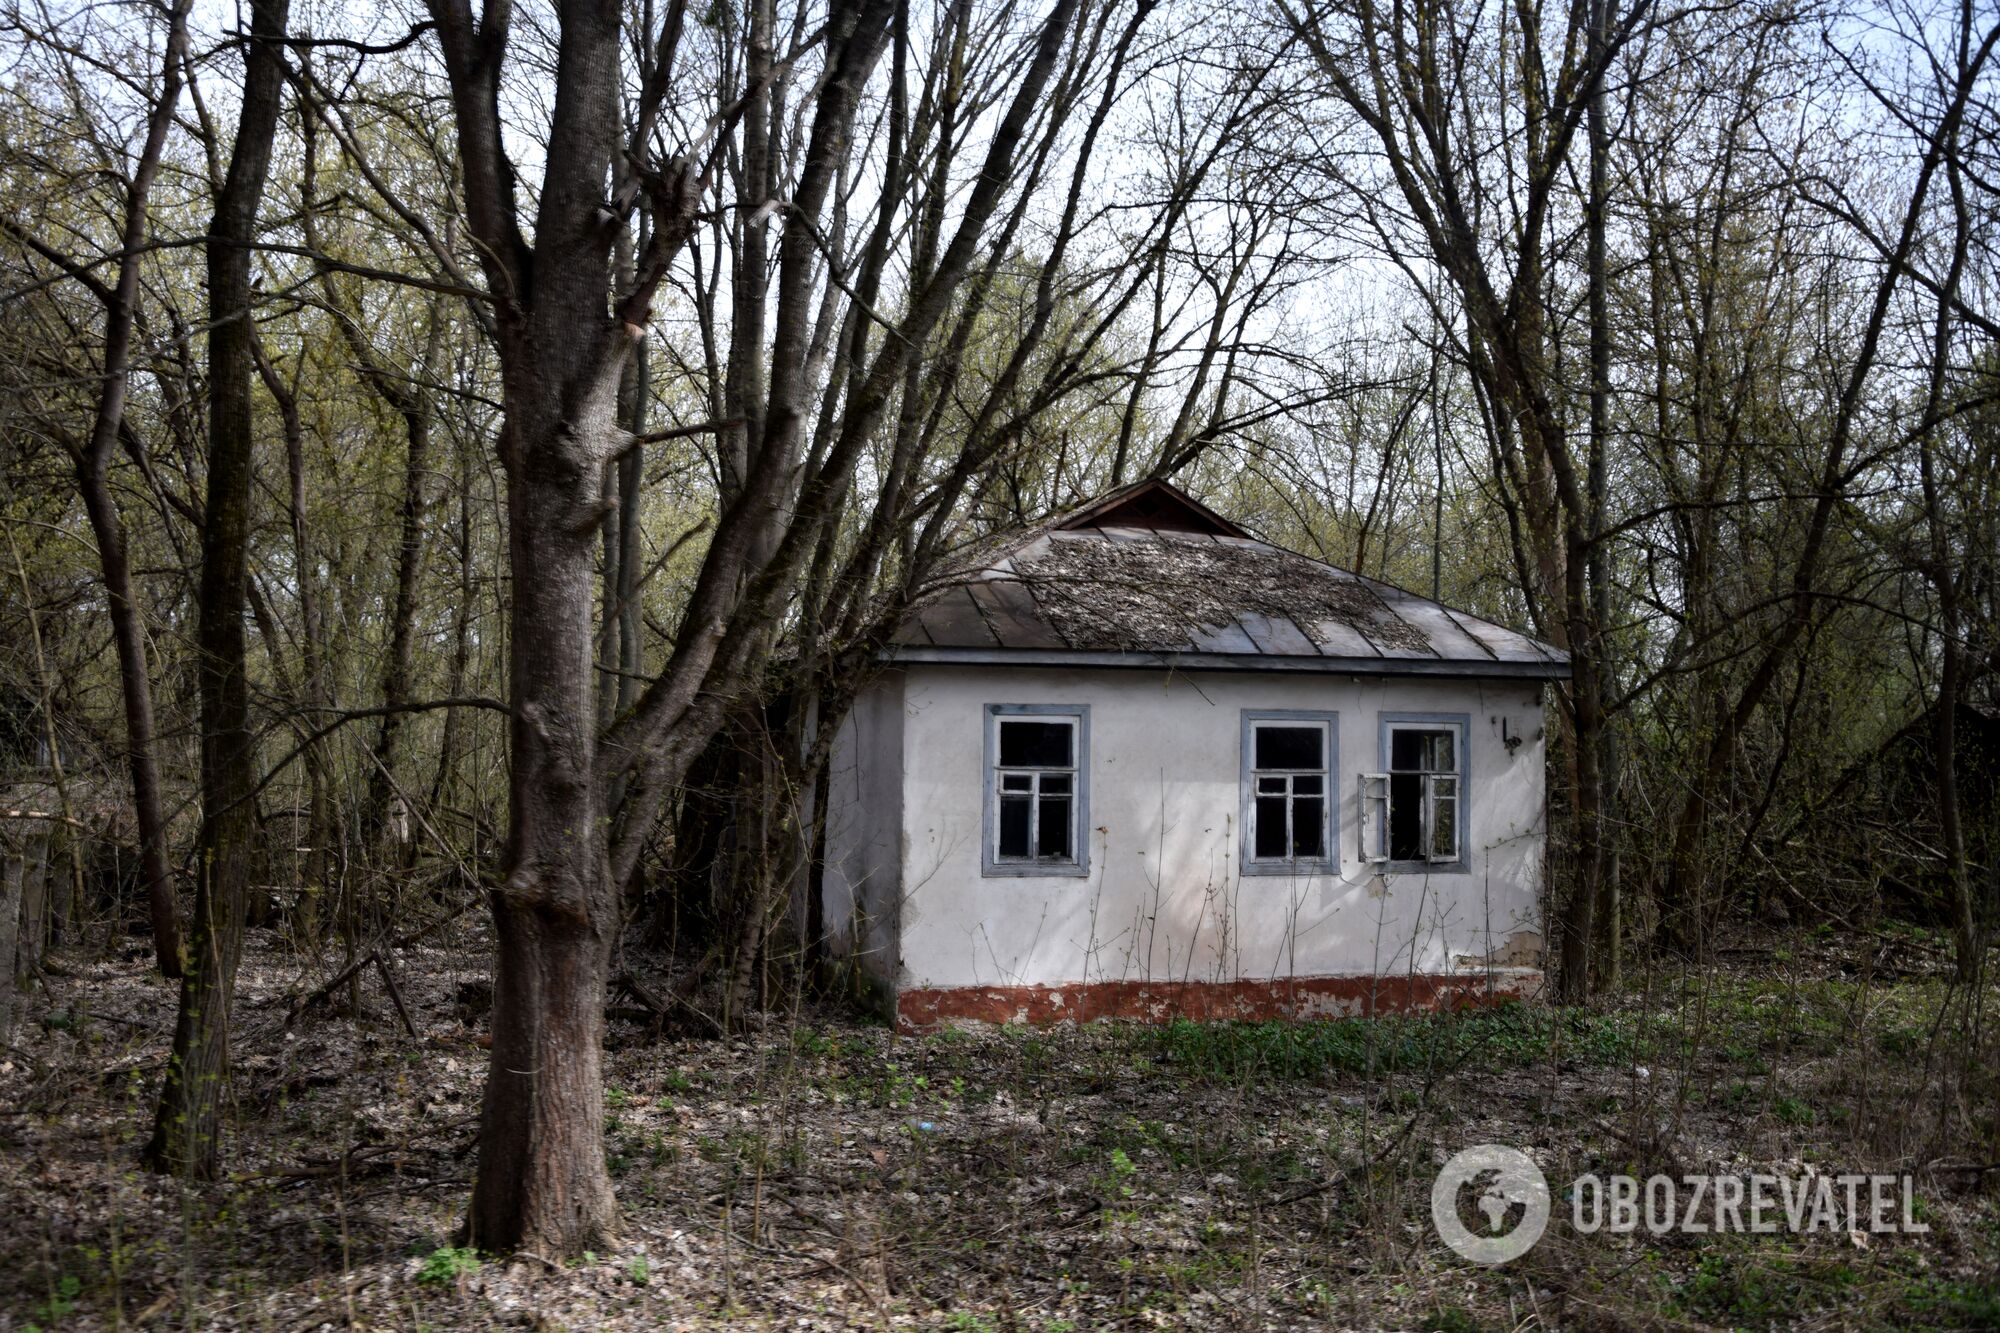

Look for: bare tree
[144,0,293,1179]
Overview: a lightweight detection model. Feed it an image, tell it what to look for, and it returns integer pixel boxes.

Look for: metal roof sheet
[886,482,1570,680]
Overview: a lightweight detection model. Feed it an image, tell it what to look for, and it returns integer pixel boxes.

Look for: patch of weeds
[792,1028,835,1057]
[1156,1004,1633,1083]
[1715,1080,1758,1111]
[1424,1307,1485,1333]
[1667,1246,1844,1326]
[1102,1147,1138,1201]
[1773,1095,1815,1125]
[937,1312,998,1332]
[23,1273,83,1329]
[1721,1043,1766,1070]
[1903,1276,2000,1328]
[415,1246,481,1286]
[626,1255,652,1285]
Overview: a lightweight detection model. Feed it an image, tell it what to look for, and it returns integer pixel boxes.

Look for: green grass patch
[1153,1003,1634,1082]
[415,1245,481,1286]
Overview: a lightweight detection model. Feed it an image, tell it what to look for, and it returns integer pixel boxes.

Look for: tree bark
[70,0,192,979]
[1559,0,1616,1000]
[144,0,291,1179]
[0,851,22,1043]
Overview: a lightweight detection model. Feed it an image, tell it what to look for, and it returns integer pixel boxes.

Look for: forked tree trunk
[144,0,290,1179]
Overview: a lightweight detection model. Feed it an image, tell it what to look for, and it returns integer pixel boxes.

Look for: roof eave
[881,645,1572,680]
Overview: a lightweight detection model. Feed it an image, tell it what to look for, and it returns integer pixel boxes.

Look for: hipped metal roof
[886,481,1571,681]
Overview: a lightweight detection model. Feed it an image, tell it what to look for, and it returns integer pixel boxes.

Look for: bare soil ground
[1,921,1996,1331]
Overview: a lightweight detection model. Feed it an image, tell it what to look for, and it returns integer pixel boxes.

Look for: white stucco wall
[888,665,1547,994]
[819,671,907,994]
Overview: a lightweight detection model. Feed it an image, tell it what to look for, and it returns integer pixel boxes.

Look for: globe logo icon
[1431,1144,1550,1264]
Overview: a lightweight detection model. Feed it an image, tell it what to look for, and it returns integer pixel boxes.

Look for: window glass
[998,793,1032,857]
[1255,725,1322,771]
[1429,776,1458,861]
[999,720,1071,767]
[1254,796,1288,857]
[989,709,1084,871]
[1246,716,1333,866]
[1292,797,1325,856]
[1036,796,1071,857]
[1391,728,1453,772]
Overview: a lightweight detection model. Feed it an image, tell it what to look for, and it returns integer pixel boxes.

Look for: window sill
[981,860,1091,878]
[1373,859,1470,876]
[1241,858,1342,877]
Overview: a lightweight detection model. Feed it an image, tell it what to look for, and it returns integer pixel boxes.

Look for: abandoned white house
[813,482,1570,1030]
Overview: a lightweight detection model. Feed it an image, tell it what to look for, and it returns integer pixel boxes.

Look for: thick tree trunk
[470,906,615,1252]
[144,0,290,1179]
[465,416,619,1255]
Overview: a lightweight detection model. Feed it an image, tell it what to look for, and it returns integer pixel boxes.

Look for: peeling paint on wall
[895,970,1544,1031]
[1456,928,1544,971]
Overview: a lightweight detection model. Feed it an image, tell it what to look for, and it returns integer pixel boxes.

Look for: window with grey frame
[985,706,1087,874]
[1361,715,1466,869]
[1242,712,1337,873]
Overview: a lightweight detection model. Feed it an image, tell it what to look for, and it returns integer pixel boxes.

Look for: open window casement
[1425,772,1459,863]
[1358,772,1390,864]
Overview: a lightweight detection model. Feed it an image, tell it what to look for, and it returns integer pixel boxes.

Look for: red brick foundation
[894,970,1543,1032]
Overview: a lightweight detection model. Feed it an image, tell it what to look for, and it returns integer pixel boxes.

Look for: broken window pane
[998,794,1031,857]
[1040,772,1072,796]
[1254,796,1288,857]
[999,719,1071,767]
[1291,797,1325,857]
[1255,725,1322,771]
[1430,791,1457,861]
[1257,776,1287,795]
[1292,773,1323,796]
[1385,726,1462,863]
[1429,774,1458,861]
[1391,727,1454,773]
[1037,797,1071,857]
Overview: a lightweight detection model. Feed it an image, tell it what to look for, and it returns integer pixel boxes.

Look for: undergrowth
[1153,1001,1635,1082]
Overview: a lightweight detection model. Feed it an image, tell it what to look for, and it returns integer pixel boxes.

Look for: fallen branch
[284,899,476,1026]
[613,964,724,1038]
